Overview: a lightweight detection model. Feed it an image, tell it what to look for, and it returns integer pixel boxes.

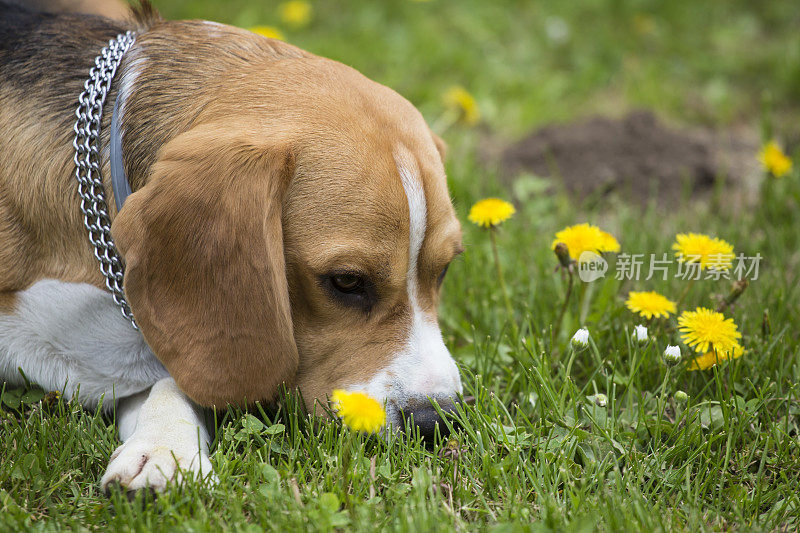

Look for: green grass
[3,0,800,530]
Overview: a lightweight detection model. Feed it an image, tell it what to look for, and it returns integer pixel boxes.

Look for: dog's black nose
[401,399,459,440]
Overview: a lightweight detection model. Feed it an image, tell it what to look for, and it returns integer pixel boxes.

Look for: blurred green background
[156,0,800,139]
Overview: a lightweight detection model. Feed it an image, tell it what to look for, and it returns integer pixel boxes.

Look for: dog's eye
[324,272,375,312]
[331,273,362,293]
[437,265,449,286]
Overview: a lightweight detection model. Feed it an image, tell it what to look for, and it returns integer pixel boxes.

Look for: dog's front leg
[101,377,215,493]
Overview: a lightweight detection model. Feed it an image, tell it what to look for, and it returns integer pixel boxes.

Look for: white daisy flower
[664,345,682,364]
[571,327,590,348]
[633,324,648,343]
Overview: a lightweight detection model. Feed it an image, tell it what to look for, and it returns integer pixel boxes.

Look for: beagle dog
[0,2,464,492]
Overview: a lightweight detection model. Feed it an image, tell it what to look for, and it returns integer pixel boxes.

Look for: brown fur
[130,0,159,29]
[0,291,17,313]
[0,5,462,407]
[5,0,131,19]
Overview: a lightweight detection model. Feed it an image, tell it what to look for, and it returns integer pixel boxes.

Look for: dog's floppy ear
[112,124,298,407]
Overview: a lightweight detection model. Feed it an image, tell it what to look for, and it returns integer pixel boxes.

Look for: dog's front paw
[100,433,214,493]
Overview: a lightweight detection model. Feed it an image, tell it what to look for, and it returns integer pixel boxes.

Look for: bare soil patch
[499,111,760,204]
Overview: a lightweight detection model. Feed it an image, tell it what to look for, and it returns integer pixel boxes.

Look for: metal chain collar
[72,31,138,329]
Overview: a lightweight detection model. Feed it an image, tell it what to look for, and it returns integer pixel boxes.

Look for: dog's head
[111,37,463,430]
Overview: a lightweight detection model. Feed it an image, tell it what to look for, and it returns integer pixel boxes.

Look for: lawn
[2,0,800,530]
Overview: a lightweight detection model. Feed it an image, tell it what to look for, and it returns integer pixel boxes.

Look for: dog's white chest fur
[0,279,168,407]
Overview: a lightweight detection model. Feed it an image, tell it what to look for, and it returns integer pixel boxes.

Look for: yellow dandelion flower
[279,0,313,29]
[468,198,515,228]
[625,291,676,319]
[678,307,742,355]
[599,230,620,253]
[688,343,744,371]
[672,233,734,271]
[551,223,620,261]
[331,389,386,433]
[443,86,480,125]
[759,141,792,178]
[249,25,286,41]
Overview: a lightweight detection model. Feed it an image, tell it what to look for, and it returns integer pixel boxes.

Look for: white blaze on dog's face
[281,80,463,427]
[350,145,463,424]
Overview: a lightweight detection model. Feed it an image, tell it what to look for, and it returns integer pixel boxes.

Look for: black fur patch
[4,0,79,14]
[0,1,132,132]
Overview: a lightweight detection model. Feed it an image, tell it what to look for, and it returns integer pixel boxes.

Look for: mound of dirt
[500,111,759,203]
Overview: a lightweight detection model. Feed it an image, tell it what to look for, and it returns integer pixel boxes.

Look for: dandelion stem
[654,366,671,444]
[340,431,353,508]
[553,268,574,342]
[431,110,458,136]
[675,278,696,308]
[559,344,578,404]
[716,279,749,313]
[489,227,518,339]
[578,279,596,325]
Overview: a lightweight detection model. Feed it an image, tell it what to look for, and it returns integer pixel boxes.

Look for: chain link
[73,32,138,329]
